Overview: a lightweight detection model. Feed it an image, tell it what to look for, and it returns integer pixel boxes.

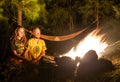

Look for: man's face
[33,28,41,38]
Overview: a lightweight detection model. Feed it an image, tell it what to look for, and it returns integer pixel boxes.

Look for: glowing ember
[62,28,108,59]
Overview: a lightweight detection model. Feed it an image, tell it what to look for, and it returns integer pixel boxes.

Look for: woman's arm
[12,50,25,59]
[23,49,30,61]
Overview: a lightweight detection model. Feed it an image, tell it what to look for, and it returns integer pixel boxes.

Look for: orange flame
[62,28,108,59]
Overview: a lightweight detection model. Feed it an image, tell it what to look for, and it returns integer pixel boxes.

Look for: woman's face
[33,28,41,38]
[17,28,25,39]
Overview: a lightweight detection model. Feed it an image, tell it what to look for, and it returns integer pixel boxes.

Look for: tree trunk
[69,15,74,32]
[17,8,22,26]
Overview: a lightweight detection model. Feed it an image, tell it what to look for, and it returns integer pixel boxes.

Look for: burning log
[82,50,98,62]
[54,56,77,79]
[54,56,76,70]
[54,50,113,79]
[77,50,114,78]
[77,50,99,77]
[97,58,114,72]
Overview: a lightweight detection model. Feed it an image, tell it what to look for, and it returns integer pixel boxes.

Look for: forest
[0,0,120,82]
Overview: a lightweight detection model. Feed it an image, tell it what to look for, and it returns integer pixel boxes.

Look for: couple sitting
[9,26,47,64]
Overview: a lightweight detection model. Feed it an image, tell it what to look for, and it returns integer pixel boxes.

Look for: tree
[0,0,8,35]
[0,0,3,19]
[0,0,7,20]
[4,0,46,26]
[76,0,120,25]
[45,0,81,35]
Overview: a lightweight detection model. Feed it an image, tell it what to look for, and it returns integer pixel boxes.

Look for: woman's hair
[11,26,27,45]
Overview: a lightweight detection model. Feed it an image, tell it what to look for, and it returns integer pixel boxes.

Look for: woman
[9,26,27,63]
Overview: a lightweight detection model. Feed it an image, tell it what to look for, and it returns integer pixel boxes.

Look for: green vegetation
[0,0,119,34]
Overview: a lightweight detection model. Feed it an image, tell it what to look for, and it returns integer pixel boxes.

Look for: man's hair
[32,27,41,32]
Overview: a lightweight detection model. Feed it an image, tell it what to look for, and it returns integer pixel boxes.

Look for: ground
[0,54,120,82]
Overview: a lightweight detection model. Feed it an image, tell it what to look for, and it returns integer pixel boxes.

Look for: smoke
[100,18,120,44]
[99,18,120,57]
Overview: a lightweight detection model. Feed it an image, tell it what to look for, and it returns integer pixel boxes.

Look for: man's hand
[32,59,39,64]
[34,50,46,61]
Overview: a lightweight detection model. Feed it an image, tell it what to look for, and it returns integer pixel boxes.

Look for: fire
[62,28,108,59]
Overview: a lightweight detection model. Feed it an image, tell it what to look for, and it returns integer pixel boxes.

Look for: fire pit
[54,49,114,80]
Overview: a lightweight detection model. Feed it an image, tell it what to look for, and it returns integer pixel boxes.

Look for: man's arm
[34,50,46,63]
[37,50,46,60]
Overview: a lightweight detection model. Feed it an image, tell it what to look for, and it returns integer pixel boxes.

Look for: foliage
[0,0,7,20]
[22,0,46,22]
[0,0,8,36]
[3,0,46,26]
[76,0,115,25]
[1,0,120,33]
[44,0,120,35]
[0,1,3,19]
[112,6,120,19]
[45,0,80,35]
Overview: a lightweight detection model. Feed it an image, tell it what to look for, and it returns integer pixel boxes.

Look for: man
[24,27,47,64]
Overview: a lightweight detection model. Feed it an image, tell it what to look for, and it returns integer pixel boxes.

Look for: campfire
[61,28,108,59]
[54,28,114,79]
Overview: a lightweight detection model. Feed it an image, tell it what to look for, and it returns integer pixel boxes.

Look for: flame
[62,28,108,59]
